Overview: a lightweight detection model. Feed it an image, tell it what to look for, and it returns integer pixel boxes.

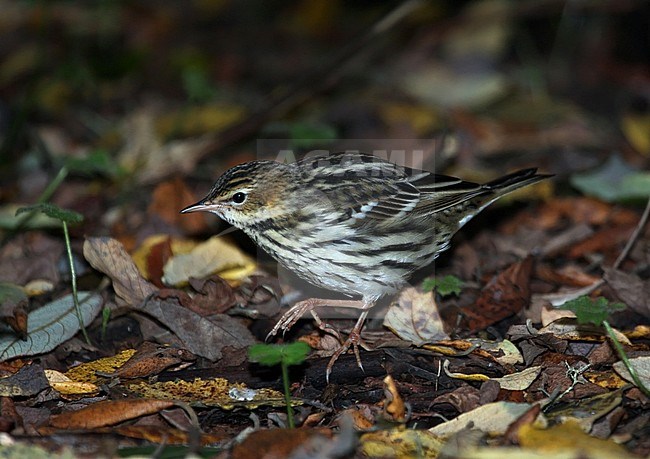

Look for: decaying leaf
[0,282,29,337]
[127,377,287,410]
[361,428,444,458]
[65,349,137,384]
[108,341,195,379]
[519,419,631,458]
[83,237,254,360]
[604,268,650,319]
[382,375,406,423]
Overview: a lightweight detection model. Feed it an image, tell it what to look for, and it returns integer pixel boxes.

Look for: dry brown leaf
[138,295,254,361]
[111,341,195,379]
[462,255,534,333]
[231,428,334,459]
[49,399,176,429]
[382,375,406,423]
[83,237,157,306]
[0,364,49,397]
[115,424,226,445]
[603,268,650,319]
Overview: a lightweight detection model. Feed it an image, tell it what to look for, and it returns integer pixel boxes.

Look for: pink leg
[266,298,367,340]
[266,298,375,381]
[325,304,373,382]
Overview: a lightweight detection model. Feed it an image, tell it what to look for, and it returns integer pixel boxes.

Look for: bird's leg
[265,298,366,341]
[310,310,341,341]
[325,302,374,382]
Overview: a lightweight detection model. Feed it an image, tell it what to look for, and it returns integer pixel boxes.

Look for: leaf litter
[0,1,648,457]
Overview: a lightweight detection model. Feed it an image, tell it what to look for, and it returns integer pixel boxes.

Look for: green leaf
[16,203,83,225]
[281,341,310,366]
[570,155,650,202]
[249,343,282,366]
[248,342,310,367]
[560,296,626,326]
[422,275,464,297]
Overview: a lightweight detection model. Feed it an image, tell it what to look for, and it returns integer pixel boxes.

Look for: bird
[181,152,550,380]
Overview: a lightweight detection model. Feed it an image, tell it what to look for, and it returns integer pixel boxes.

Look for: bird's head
[181,160,295,228]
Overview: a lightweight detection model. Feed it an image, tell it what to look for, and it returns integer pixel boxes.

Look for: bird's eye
[231,192,247,204]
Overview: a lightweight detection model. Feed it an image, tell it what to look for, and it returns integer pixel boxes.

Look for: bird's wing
[408,172,488,216]
[300,153,486,222]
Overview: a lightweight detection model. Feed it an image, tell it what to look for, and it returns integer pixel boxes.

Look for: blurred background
[0,0,648,246]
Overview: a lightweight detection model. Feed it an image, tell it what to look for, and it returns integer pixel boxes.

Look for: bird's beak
[180,201,220,214]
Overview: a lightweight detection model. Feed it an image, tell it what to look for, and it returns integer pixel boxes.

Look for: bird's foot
[265,298,366,341]
[325,328,367,383]
[265,298,318,341]
[325,311,370,383]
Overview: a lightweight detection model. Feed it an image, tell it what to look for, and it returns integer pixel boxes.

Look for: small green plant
[15,203,90,345]
[101,306,112,342]
[422,275,464,297]
[248,342,310,428]
[560,296,649,397]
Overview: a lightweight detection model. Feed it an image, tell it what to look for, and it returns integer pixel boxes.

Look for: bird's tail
[485,168,552,196]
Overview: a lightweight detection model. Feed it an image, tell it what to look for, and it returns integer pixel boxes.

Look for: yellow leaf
[519,420,630,458]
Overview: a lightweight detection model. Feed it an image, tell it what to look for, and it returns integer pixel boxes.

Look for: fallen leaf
[65,349,136,384]
[0,364,48,397]
[519,419,630,457]
[613,356,650,389]
[162,235,256,287]
[83,237,157,305]
[462,255,534,333]
[361,428,444,458]
[603,268,650,319]
[429,401,546,437]
[127,377,286,410]
[384,287,449,345]
[115,424,225,446]
[187,276,237,315]
[230,428,333,459]
[0,292,102,362]
[49,399,176,429]
[138,295,254,361]
[0,282,28,338]
[44,370,99,396]
[493,366,542,391]
[109,341,195,379]
[382,375,406,423]
[0,233,63,285]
